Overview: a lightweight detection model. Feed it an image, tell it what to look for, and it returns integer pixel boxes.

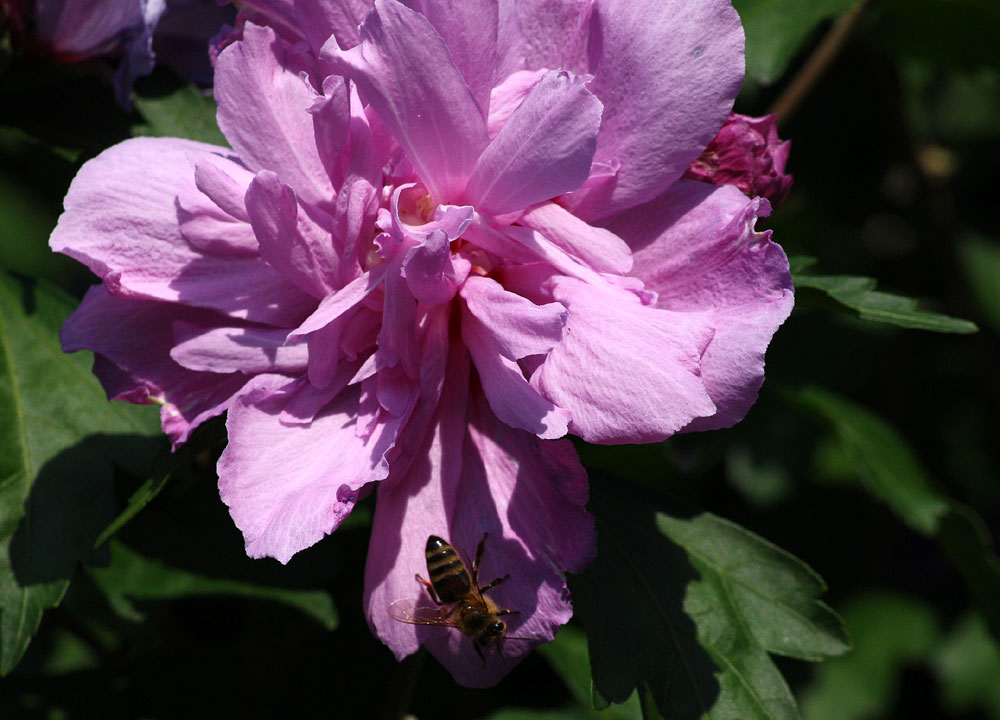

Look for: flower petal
[602,180,794,430]
[465,69,602,215]
[459,275,565,360]
[461,302,569,440]
[407,0,498,114]
[49,137,316,327]
[570,0,744,219]
[531,276,717,443]
[170,323,309,374]
[365,344,593,687]
[324,0,489,202]
[519,201,633,274]
[245,170,341,299]
[219,373,409,563]
[215,23,335,208]
[60,285,248,447]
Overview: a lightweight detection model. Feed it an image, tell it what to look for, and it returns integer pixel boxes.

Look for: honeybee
[388,534,524,664]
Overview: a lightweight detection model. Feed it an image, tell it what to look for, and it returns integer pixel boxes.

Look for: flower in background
[24,0,232,107]
[50,0,793,685]
[686,112,793,207]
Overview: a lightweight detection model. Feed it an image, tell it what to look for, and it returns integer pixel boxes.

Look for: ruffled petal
[365,342,593,687]
[49,137,316,327]
[569,0,744,219]
[407,0,498,114]
[219,373,410,563]
[602,180,794,430]
[531,276,717,443]
[519,201,632,274]
[465,69,601,215]
[324,0,489,203]
[494,0,593,76]
[170,323,309,374]
[60,285,248,447]
[215,23,335,208]
[461,301,569,440]
[459,275,565,360]
[245,170,340,298]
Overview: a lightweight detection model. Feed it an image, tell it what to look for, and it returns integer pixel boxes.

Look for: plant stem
[769,2,868,125]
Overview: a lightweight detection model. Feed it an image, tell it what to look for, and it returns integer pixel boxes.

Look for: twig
[769,2,868,125]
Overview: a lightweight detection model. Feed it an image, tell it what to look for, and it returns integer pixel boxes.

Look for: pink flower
[686,112,793,206]
[50,0,793,686]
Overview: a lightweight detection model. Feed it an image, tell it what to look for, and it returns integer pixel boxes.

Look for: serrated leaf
[793,272,978,333]
[791,387,949,535]
[733,0,863,84]
[0,273,161,675]
[571,479,847,720]
[87,542,337,630]
[132,81,227,146]
[657,513,849,661]
[800,593,939,720]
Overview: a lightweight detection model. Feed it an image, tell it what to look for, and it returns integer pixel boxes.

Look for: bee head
[478,619,507,647]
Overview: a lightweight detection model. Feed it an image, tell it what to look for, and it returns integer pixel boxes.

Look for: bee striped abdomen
[425,535,472,603]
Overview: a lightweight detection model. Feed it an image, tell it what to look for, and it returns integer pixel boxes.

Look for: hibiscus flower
[50,0,793,686]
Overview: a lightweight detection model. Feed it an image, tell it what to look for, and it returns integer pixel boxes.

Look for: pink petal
[170,323,309,374]
[406,0,498,115]
[401,229,470,306]
[49,137,316,327]
[215,23,335,209]
[293,0,372,51]
[459,275,565,360]
[60,285,248,447]
[531,276,717,443]
[365,345,593,687]
[245,170,340,299]
[460,303,569,440]
[569,0,744,219]
[486,69,547,139]
[519,201,633,274]
[498,0,594,74]
[219,373,408,563]
[465,69,602,215]
[323,0,489,203]
[289,262,390,339]
[602,180,794,430]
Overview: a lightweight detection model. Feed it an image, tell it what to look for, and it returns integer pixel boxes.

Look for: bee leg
[471,533,489,586]
[415,573,442,606]
[474,642,487,667]
[496,609,520,618]
[479,573,510,594]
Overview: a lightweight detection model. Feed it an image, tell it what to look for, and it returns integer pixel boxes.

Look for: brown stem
[768,2,868,125]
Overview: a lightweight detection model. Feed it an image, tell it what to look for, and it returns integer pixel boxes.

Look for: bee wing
[388,598,458,627]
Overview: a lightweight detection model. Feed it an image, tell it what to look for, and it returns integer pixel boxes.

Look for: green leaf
[933,614,1000,718]
[793,273,978,333]
[733,0,863,84]
[571,478,847,720]
[790,387,949,535]
[0,273,161,675]
[88,541,337,629]
[958,232,1000,333]
[789,387,1000,643]
[800,593,939,720]
[540,626,641,720]
[132,79,227,146]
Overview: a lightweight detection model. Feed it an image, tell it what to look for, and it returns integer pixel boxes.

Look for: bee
[388,534,523,664]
